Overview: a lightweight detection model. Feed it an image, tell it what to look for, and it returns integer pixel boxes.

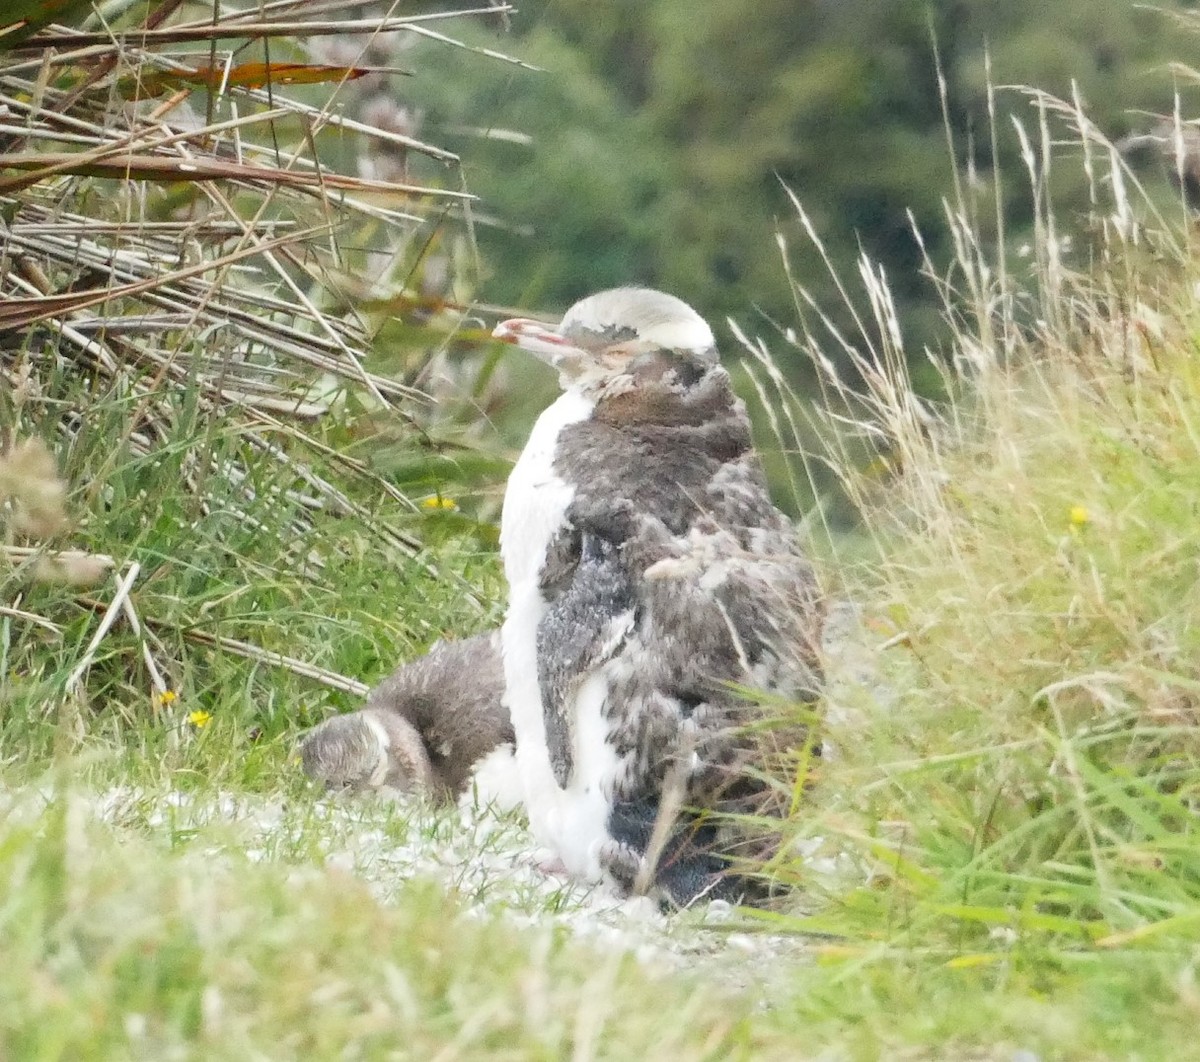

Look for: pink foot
[532,849,570,877]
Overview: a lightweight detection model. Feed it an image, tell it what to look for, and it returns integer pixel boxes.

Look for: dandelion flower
[188,709,213,728]
[1069,505,1090,528]
[421,495,458,511]
[155,689,178,708]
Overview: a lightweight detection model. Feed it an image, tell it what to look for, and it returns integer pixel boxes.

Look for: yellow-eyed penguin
[494,287,823,905]
[299,631,517,805]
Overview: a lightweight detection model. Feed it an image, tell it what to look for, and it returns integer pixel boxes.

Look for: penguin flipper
[536,529,635,787]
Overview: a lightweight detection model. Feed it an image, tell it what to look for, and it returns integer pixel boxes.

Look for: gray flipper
[536,529,635,787]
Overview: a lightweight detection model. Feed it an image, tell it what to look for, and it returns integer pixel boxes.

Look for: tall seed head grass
[744,83,1200,951]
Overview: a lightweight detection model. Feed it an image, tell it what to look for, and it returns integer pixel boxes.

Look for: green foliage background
[412,0,1198,359]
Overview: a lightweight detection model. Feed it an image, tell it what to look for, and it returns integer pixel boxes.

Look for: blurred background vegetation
[401,0,1200,383]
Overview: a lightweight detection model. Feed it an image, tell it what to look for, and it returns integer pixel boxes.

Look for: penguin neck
[500,388,595,588]
[591,364,736,429]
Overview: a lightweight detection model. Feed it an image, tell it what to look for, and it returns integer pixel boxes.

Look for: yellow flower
[1069,505,1090,528]
[421,495,458,511]
[155,689,178,707]
[188,709,213,728]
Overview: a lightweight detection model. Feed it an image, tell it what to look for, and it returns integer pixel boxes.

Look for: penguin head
[493,287,718,394]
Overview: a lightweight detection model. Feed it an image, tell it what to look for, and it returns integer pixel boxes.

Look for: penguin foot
[599,839,649,895]
[531,848,571,877]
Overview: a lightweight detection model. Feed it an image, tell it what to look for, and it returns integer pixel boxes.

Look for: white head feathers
[492,287,718,380]
[559,287,716,358]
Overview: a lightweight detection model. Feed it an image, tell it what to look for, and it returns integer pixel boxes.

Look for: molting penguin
[494,287,824,906]
[300,630,517,805]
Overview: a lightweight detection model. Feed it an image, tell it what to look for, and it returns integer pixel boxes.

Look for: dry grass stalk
[179,628,370,696]
[0,2,509,706]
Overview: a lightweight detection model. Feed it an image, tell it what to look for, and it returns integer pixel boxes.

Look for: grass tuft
[0,1,513,771]
[728,82,1200,1056]
[0,782,784,1060]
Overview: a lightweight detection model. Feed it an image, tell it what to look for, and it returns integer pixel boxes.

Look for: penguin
[494,287,824,905]
[299,630,515,804]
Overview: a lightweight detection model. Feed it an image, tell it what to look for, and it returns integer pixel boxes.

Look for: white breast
[553,627,630,880]
[499,389,595,856]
